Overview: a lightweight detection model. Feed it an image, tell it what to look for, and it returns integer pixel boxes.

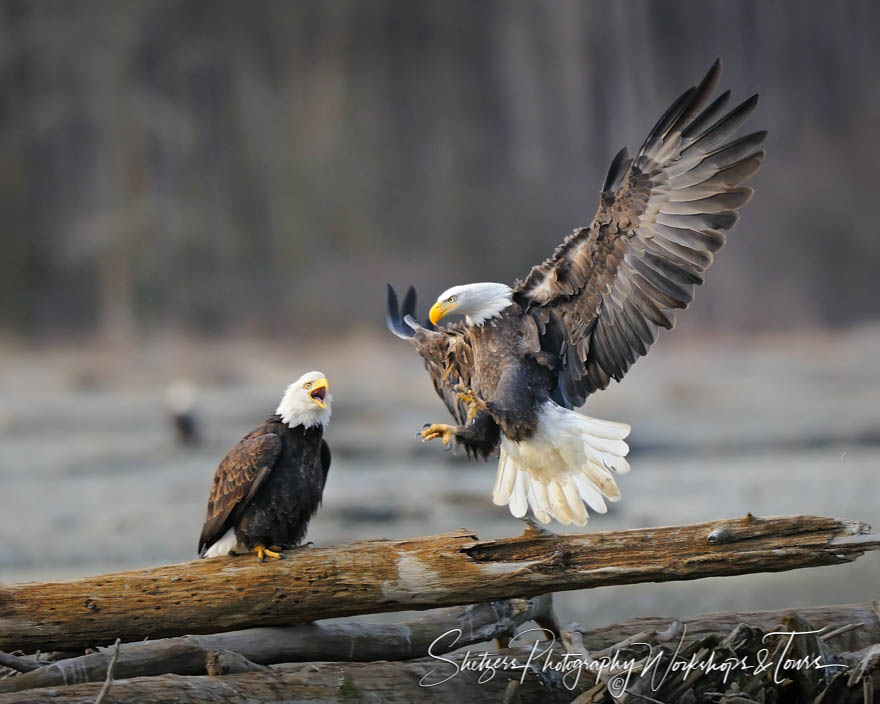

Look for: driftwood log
[1,599,877,695]
[0,596,557,693]
[0,646,584,704]
[5,605,880,704]
[1,514,877,652]
[574,600,880,653]
[0,652,38,674]
[203,649,272,675]
[569,613,880,704]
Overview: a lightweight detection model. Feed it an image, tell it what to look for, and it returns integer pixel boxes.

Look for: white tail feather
[202,528,242,558]
[572,415,630,439]
[508,469,529,518]
[491,401,630,526]
[574,474,607,514]
[582,461,621,501]
[529,480,553,524]
[492,449,516,505]
[526,481,550,524]
[563,478,588,525]
[548,480,572,524]
[582,435,629,458]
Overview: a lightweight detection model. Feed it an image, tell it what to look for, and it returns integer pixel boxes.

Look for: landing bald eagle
[198,371,332,561]
[387,60,764,526]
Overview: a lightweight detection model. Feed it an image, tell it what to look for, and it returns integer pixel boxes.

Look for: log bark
[0,596,554,693]
[203,649,272,675]
[1,514,877,652]
[2,599,876,695]
[0,646,584,704]
[572,600,880,654]
[0,652,38,673]
[7,608,880,704]
[3,602,879,702]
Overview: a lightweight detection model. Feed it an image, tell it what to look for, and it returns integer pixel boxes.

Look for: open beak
[429,301,457,325]
[309,378,329,409]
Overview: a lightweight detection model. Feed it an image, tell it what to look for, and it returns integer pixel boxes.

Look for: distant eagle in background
[165,380,200,446]
[198,371,332,561]
[388,60,764,526]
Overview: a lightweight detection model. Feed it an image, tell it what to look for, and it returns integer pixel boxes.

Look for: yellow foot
[255,545,283,562]
[420,423,456,446]
[454,383,489,421]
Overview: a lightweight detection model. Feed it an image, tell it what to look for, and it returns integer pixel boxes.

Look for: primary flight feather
[387,60,764,526]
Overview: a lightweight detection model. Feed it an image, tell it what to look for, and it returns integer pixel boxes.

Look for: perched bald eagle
[198,371,332,561]
[387,60,764,526]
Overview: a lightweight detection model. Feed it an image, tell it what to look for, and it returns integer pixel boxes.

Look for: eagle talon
[255,545,283,562]
[455,385,489,421]
[420,423,456,446]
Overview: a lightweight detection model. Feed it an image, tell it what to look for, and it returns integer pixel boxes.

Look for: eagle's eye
[448,296,456,303]
[304,382,312,389]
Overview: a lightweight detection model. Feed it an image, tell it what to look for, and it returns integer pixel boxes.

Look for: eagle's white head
[429,282,513,326]
[277,371,332,429]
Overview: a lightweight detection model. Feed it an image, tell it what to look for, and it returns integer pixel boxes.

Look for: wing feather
[514,60,763,406]
[644,235,713,270]
[198,432,282,555]
[669,134,767,186]
[620,297,657,348]
[386,284,471,427]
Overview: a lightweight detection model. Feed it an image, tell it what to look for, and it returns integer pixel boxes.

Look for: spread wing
[515,60,765,408]
[386,284,472,427]
[197,432,282,554]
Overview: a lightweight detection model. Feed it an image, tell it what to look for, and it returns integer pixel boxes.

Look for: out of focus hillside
[0,1,878,343]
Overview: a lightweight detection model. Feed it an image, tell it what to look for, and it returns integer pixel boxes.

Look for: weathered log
[1,514,877,652]
[568,612,880,704]
[92,639,119,704]
[203,649,272,675]
[0,596,553,693]
[5,603,880,703]
[573,600,880,653]
[8,613,880,704]
[4,599,876,695]
[846,644,880,687]
[0,652,75,680]
[0,651,38,673]
[0,646,585,704]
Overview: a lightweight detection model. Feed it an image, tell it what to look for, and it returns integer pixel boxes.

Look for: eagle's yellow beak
[308,378,329,409]
[429,301,457,325]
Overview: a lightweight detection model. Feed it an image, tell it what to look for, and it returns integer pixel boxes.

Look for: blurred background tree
[0,0,878,342]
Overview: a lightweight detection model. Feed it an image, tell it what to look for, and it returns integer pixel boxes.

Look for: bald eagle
[387,60,764,526]
[198,371,332,561]
[165,380,200,446]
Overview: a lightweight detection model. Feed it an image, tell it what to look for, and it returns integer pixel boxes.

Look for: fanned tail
[492,402,630,526]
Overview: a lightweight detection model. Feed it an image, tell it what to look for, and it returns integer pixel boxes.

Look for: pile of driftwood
[0,514,878,702]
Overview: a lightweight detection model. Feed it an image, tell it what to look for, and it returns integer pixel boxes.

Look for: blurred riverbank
[1,325,878,625]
